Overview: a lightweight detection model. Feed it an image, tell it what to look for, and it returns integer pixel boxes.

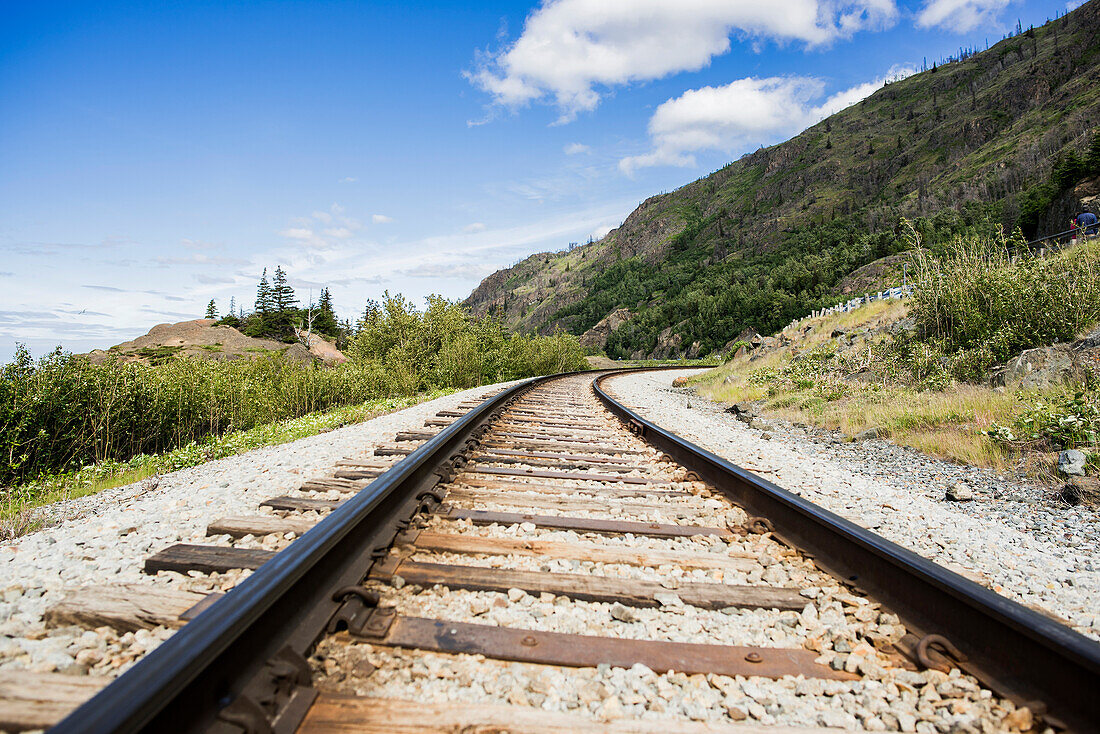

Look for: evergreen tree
[247,268,274,337]
[1087,129,1100,175]
[228,296,236,316]
[205,299,217,319]
[268,266,299,340]
[314,288,339,336]
[271,266,297,312]
[255,269,273,317]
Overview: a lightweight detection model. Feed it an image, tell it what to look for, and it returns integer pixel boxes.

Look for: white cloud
[399,262,497,280]
[339,176,357,183]
[279,227,315,240]
[564,142,591,155]
[462,222,487,233]
[467,0,898,120]
[916,0,1012,32]
[278,206,363,249]
[620,67,914,174]
[372,214,394,224]
[1066,0,1085,9]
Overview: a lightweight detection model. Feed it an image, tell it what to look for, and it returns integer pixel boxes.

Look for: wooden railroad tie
[369,557,802,612]
[453,475,694,499]
[466,465,659,485]
[297,696,832,733]
[336,616,852,680]
[442,489,713,520]
[0,671,109,733]
[477,447,638,464]
[471,452,652,474]
[442,507,738,537]
[481,438,648,455]
[400,529,758,570]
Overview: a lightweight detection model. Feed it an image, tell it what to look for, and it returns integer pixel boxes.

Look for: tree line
[203,266,344,345]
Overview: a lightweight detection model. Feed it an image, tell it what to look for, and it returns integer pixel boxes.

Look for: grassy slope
[465,1,1100,355]
[688,300,1065,473]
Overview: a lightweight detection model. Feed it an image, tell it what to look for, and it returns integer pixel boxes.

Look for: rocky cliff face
[579,308,633,348]
[465,1,1100,356]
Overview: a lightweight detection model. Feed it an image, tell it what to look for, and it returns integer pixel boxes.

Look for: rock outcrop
[579,309,633,348]
[989,326,1100,388]
[84,319,347,367]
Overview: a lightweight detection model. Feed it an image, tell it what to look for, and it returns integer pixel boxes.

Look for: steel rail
[593,369,1100,733]
[51,373,569,734]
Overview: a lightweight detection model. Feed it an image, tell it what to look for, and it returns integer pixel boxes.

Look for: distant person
[1075,210,1098,236]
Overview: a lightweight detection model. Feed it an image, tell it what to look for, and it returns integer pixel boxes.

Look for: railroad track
[10,369,1100,732]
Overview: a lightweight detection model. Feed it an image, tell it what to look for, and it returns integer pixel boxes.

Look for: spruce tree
[255,269,273,316]
[249,268,274,337]
[269,266,299,340]
[205,299,217,319]
[314,287,339,336]
[1087,129,1100,175]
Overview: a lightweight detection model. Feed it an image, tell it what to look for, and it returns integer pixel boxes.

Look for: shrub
[0,294,587,484]
[910,224,1100,379]
[346,293,587,391]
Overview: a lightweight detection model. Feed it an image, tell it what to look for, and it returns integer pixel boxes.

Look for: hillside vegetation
[689,232,1100,479]
[466,0,1100,358]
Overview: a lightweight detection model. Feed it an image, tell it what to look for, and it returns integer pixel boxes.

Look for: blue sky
[0,0,1078,361]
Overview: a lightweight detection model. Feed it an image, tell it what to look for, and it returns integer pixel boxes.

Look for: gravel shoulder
[605,369,1100,640]
[0,380,523,676]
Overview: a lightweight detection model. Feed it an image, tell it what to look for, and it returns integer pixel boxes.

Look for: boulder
[945,483,973,501]
[998,344,1080,388]
[1058,449,1088,476]
[856,427,888,441]
[993,326,1100,388]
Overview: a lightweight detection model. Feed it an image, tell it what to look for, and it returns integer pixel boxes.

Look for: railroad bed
[5,371,1098,733]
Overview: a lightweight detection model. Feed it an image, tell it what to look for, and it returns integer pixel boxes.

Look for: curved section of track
[44,369,1100,734]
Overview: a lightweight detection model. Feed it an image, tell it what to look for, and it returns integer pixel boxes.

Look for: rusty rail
[48,365,1100,733]
[593,369,1100,732]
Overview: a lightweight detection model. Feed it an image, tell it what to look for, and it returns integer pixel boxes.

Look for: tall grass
[0,295,587,485]
[911,225,1100,378]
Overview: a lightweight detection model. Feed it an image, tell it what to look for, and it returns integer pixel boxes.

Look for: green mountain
[465,0,1100,359]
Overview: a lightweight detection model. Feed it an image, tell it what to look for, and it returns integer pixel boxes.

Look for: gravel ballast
[605,369,1100,640]
[0,381,521,677]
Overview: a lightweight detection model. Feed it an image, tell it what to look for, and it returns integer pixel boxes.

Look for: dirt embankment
[84,320,347,366]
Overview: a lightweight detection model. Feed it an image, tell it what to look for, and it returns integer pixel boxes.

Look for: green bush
[0,348,395,484]
[910,225,1100,379]
[1016,387,1100,449]
[346,293,587,391]
[0,294,587,485]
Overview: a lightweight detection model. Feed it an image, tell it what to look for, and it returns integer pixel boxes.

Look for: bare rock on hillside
[989,325,1100,388]
[84,319,346,367]
[1074,177,1100,203]
[296,329,348,364]
[652,326,684,359]
[579,308,633,348]
[835,253,915,296]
